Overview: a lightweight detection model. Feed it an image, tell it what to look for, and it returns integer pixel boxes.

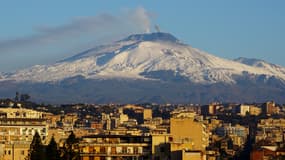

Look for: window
[21,150,25,155]
[100,147,106,154]
[122,147,127,154]
[144,137,150,142]
[134,147,138,154]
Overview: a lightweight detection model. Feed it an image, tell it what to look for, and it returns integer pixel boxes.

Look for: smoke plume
[0,7,152,71]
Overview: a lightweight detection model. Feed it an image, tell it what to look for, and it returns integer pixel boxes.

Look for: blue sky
[0,1,285,72]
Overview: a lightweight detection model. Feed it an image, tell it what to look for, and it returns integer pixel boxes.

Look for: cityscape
[0,1,285,160]
[0,97,285,159]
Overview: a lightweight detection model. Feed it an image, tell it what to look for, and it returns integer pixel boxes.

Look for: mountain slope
[2,33,285,85]
[234,57,285,76]
[0,32,285,104]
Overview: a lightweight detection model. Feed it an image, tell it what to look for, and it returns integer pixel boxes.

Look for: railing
[79,152,149,157]
[79,143,149,147]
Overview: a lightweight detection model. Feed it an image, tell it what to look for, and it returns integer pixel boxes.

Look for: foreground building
[0,107,48,160]
[79,134,152,160]
[170,111,209,159]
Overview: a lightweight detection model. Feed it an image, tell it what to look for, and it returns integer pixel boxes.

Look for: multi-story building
[170,111,209,155]
[234,104,261,116]
[79,134,152,160]
[215,124,249,147]
[256,118,285,143]
[0,107,48,160]
[45,113,61,128]
[61,113,78,131]
[237,104,250,116]
[0,107,48,143]
[201,103,221,116]
[1,142,30,160]
[143,109,152,120]
[250,146,285,160]
[262,101,279,115]
[249,105,262,116]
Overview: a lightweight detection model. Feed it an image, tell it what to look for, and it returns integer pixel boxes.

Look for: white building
[239,104,250,116]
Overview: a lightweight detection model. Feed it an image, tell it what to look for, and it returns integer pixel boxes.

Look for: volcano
[1,32,285,104]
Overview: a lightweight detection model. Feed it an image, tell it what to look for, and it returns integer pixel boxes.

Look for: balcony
[80,151,149,157]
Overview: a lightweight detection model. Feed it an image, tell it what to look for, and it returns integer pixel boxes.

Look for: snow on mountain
[2,32,285,84]
[234,57,285,75]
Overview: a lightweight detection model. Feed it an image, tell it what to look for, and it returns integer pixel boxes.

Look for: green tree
[62,131,79,160]
[46,136,61,160]
[26,131,46,160]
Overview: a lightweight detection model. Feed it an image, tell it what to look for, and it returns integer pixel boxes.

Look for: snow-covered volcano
[1,32,285,104]
[2,32,285,84]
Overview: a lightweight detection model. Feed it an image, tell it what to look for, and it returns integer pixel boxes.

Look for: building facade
[79,135,152,160]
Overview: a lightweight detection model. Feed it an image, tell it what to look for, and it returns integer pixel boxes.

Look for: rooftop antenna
[155,25,160,33]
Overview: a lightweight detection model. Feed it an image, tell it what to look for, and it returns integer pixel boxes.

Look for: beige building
[1,142,30,160]
[0,107,45,119]
[256,118,285,143]
[143,109,152,120]
[0,107,48,160]
[61,113,78,131]
[170,111,209,154]
[0,108,48,143]
[119,113,129,125]
[79,134,152,160]
[249,105,262,116]
[45,114,61,128]
[215,124,249,147]
[262,101,279,115]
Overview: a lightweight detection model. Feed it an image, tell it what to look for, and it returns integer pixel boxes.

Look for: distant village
[0,94,285,160]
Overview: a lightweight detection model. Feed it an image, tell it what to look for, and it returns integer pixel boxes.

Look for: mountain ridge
[2,32,285,84]
[0,32,285,104]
